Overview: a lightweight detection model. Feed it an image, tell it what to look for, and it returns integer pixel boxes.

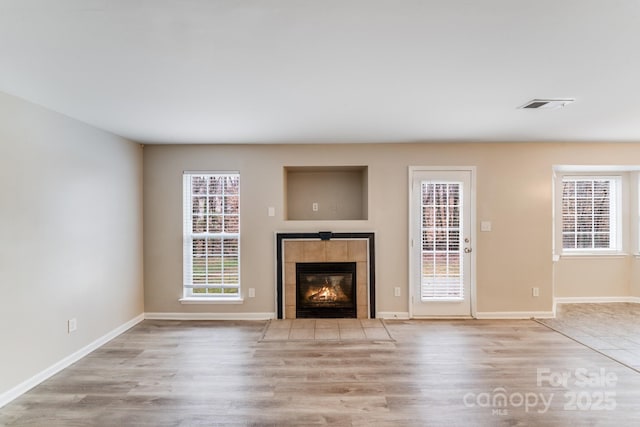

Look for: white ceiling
[1,0,640,144]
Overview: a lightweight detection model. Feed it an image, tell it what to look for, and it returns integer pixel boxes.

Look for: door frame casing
[408,166,477,319]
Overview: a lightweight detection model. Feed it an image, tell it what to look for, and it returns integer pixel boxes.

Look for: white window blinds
[561,177,618,251]
[420,181,464,300]
[183,173,240,297]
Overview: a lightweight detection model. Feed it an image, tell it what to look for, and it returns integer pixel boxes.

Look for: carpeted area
[260,318,394,342]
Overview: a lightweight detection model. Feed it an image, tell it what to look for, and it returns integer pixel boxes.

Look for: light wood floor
[2,319,640,426]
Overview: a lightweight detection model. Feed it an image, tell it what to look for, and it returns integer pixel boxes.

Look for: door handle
[464,247,472,253]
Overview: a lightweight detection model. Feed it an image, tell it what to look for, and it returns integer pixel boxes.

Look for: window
[420,181,463,300]
[183,172,240,299]
[561,176,619,252]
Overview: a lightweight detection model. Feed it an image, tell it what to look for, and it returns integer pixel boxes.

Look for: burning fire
[301,274,351,304]
[310,285,338,302]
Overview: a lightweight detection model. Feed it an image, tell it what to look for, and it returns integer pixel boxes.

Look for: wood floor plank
[2,319,640,426]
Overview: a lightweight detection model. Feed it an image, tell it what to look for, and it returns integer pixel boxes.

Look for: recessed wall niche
[284,166,368,221]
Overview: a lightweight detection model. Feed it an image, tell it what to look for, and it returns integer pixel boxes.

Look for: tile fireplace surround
[275,233,376,319]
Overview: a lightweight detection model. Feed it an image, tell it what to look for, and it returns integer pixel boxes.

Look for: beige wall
[632,262,640,297]
[285,168,367,220]
[143,141,640,316]
[0,91,144,397]
[554,257,631,298]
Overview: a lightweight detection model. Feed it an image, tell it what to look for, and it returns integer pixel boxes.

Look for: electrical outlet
[68,318,77,333]
[312,202,319,212]
[394,287,401,297]
[248,288,256,298]
[532,287,539,297]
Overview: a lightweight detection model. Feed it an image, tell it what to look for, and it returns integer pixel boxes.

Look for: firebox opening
[296,262,357,318]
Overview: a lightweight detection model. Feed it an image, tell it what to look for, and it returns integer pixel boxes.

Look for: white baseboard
[144,312,276,320]
[554,296,640,305]
[377,312,410,320]
[379,311,555,320]
[475,311,555,319]
[410,315,474,319]
[0,313,144,409]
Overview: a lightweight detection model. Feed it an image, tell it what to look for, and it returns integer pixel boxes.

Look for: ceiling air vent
[519,99,575,110]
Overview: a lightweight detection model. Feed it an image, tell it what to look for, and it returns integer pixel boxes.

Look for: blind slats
[562,177,617,251]
[183,173,241,296]
[420,181,464,301]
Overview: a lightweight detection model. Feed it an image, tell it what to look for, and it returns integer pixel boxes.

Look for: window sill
[559,252,629,260]
[179,297,244,305]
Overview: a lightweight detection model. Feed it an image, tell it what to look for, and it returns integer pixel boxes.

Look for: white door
[410,168,474,317]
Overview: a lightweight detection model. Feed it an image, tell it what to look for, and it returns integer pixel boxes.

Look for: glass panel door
[411,169,473,317]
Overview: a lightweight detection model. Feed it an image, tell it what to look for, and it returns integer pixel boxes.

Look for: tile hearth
[260,318,393,342]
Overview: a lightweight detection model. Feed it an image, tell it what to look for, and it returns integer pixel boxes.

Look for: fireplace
[276,232,375,319]
[296,262,357,318]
